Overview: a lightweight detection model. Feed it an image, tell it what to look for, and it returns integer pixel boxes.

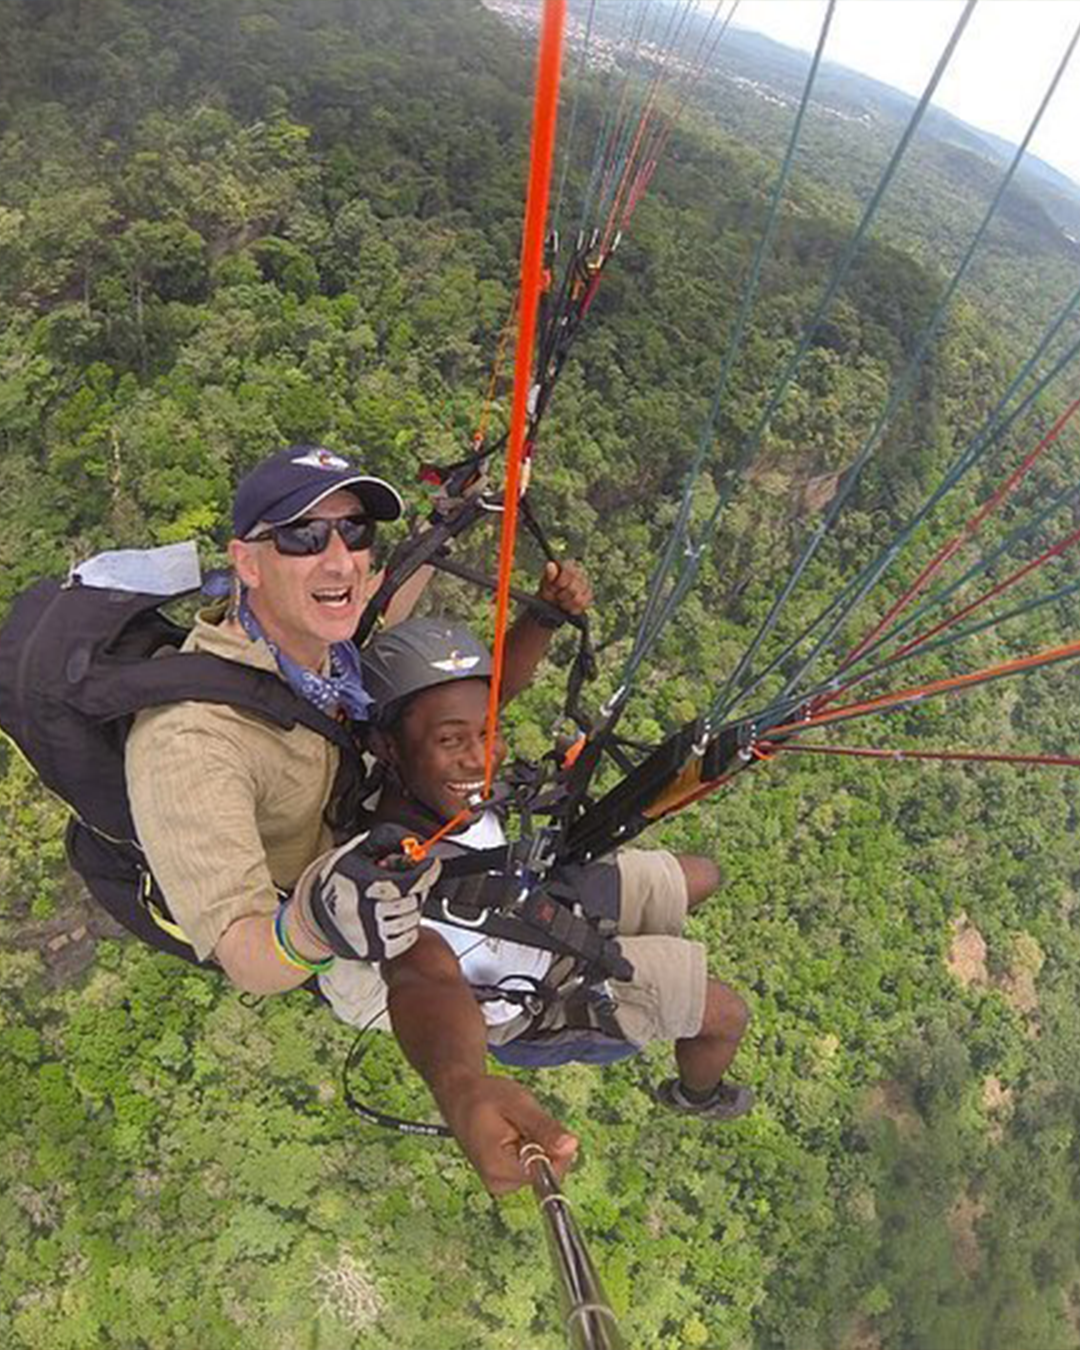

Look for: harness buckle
[520,826,560,879]
[439,898,492,929]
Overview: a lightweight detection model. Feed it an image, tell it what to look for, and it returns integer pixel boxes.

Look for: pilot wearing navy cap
[227,444,404,677]
[107,440,592,1197]
[232,444,404,540]
[108,442,414,989]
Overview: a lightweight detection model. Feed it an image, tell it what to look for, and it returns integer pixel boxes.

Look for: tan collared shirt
[125,607,340,960]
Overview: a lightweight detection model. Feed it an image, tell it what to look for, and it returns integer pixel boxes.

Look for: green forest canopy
[3,2,1080,1347]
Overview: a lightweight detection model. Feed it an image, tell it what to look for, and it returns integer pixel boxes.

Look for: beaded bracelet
[272,902,335,975]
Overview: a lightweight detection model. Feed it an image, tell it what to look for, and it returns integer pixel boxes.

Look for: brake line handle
[399,800,479,864]
[401,836,426,863]
[519,1143,628,1350]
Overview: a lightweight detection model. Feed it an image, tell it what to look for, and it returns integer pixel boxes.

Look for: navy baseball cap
[232,445,404,539]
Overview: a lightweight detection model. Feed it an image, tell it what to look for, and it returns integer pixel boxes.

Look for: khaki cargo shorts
[487,847,708,1049]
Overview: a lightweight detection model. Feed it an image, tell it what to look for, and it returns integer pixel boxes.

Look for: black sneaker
[656,1078,754,1121]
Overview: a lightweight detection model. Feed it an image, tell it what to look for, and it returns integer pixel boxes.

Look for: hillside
[489,0,1080,341]
[3,3,1080,1348]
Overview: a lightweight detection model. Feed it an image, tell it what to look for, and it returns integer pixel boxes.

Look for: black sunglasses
[245,514,377,556]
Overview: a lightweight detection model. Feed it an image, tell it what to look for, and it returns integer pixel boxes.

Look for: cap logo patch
[432,652,481,674]
[291,448,351,471]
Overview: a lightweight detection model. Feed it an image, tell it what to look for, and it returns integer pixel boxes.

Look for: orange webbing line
[403,810,469,859]
[484,0,567,794]
[770,635,1080,740]
[402,2,567,863]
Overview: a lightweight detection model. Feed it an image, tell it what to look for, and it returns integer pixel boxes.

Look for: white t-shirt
[424,811,553,1025]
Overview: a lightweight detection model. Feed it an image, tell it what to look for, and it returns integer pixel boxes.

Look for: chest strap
[422,855,632,983]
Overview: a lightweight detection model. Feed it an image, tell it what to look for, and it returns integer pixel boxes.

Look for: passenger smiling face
[229,488,376,668]
[382,678,506,822]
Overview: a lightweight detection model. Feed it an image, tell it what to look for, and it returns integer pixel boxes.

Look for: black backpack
[0,576,363,960]
[0,577,361,841]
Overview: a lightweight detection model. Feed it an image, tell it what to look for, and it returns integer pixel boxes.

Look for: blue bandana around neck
[236,591,373,722]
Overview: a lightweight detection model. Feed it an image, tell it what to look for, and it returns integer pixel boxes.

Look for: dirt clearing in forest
[947,1190,986,1276]
[862,1079,922,1139]
[945,913,989,988]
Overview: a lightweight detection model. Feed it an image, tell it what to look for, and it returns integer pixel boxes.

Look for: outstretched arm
[384,929,579,1193]
[377,564,434,627]
[500,560,592,704]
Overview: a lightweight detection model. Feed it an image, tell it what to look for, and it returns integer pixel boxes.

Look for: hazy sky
[729,0,1080,186]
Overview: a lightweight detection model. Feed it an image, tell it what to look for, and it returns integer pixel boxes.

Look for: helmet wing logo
[431,652,481,674]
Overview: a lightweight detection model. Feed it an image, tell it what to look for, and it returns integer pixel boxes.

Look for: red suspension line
[618,1,740,236]
[594,48,643,230]
[759,742,1080,770]
[819,515,1080,712]
[600,87,662,253]
[599,1,699,252]
[771,633,1080,741]
[832,392,1080,685]
[885,519,1080,661]
[598,37,677,255]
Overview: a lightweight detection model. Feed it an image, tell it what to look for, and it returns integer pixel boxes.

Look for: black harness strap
[87,649,360,749]
[560,718,749,864]
[423,853,632,982]
[379,798,632,981]
[354,494,492,646]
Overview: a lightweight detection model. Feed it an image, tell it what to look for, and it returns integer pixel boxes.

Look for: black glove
[303,823,441,962]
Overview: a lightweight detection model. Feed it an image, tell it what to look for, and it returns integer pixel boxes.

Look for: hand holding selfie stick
[519,1142,628,1350]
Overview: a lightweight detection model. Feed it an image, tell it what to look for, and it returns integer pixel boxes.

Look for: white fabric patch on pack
[69,540,202,596]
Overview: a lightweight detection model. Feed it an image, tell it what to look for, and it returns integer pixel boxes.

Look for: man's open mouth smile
[312,586,353,607]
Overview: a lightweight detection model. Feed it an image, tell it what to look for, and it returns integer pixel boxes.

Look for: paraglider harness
[0,559,369,966]
[374,792,634,1004]
[354,441,767,869]
[339,792,641,1138]
[0,543,653,990]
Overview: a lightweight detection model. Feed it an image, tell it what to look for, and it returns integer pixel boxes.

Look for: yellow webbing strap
[3,729,198,949]
[140,870,196,947]
[640,756,706,821]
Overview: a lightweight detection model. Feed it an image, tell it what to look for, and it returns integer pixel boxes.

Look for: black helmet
[361,618,492,727]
